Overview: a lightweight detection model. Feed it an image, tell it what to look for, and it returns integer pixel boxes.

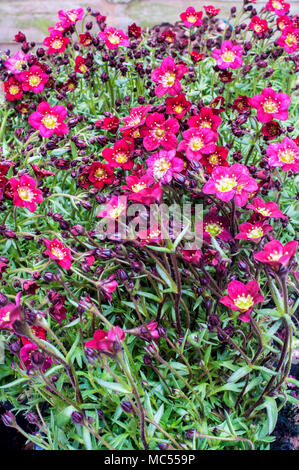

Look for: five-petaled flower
[220,280,264,322]
[102,139,134,169]
[85,326,125,354]
[28,102,69,138]
[246,197,285,219]
[141,112,179,151]
[180,7,203,28]
[178,128,217,162]
[250,87,291,123]
[235,221,273,243]
[145,149,184,184]
[151,56,188,97]
[43,237,72,269]
[212,41,243,69]
[19,65,49,93]
[254,240,298,269]
[266,137,299,172]
[43,29,70,54]
[98,28,129,50]
[9,175,43,212]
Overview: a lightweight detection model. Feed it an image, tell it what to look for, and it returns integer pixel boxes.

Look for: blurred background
[3,0,299,51]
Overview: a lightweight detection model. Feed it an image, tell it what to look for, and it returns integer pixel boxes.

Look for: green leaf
[94,378,132,394]
[228,366,252,383]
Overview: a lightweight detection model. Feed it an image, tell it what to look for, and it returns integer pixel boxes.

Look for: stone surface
[0,0,298,51]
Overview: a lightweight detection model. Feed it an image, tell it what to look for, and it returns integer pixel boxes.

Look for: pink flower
[202,164,258,206]
[136,225,162,246]
[266,137,299,172]
[250,88,291,123]
[98,275,118,302]
[151,56,188,97]
[97,195,128,220]
[58,8,85,27]
[277,26,299,53]
[43,237,72,270]
[254,240,298,269]
[220,280,264,322]
[246,197,285,219]
[4,50,29,75]
[181,249,202,265]
[122,174,163,205]
[212,41,243,69]
[204,5,221,16]
[28,102,69,138]
[85,326,125,353]
[177,128,217,162]
[102,139,134,169]
[249,16,269,36]
[141,113,179,151]
[20,343,53,372]
[119,105,152,132]
[187,107,222,137]
[235,221,273,243]
[9,175,43,212]
[145,149,184,184]
[43,29,70,54]
[203,213,232,241]
[19,65,49,93]
[180,7,203,28]
[0,292,22,331]
[98,28,129,50]
[266,0,290,16]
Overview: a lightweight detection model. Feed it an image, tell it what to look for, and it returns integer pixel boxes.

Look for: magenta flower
[98,28,129,50]
[212,41,243,69]
[187,107,222,137]
[85,326,125,354]
[97,195,128,220]
[266,137,299,172]
[180,7,203,28]
[20,343,53,372]
[28,102,69,138]
[254,240,298,269]
[151,56,188,97]
[181,249,202,265]
[43,237,72,270]
[145,149,184,184]
[220,280,264,322]
[202,164,258,206]
[246,198,285,219]
[19,65,49,94]
[102,139,134,170]
[250,87,291,123]
[277,26,299,53]
[203,213,232,242]
[0,292,22,331]
[43,29,70,55]
[235,221,273,243]
[58,8,85,27]
[4,50,29,75]
[178,128,217,161]
[122,174,163,205]
[141,112,179,151]
[9,174,43,213]
[98,275,118,302]
[119,105,152,132]
[266,0,290,16]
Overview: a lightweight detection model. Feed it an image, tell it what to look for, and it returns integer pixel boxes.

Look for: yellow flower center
[278,149,295,164]
[108,34,120,45]
[215,176,237,192]
[154,127,166,139]
[2,311,11,322]
[9,85,20,95]
[286,34,297,46]
[190,137,203,151]
[254,25,262,33]
[29,74,42,87]
[187,14,197,23]
[95,168,105,179]
[42,114,58,129]
[132,182,147,192]
[257,207,271,217]
[174,105,183,114]
[162,72,176,87]
[209,154,219,165]
[272,1,283,9]
[68,12,78,22]
[51,247,65,260]
[110,204,126,219]
[154,158,171,178]
[221,50,236,62]
[15,59,26,70]
[247,227,264,239]
[115,152,128,163]
[51,39,63,50]
[205,223,222,236]
[200,120,212,128]
[234,294,254,310]
[268,251,282,261]
[263,99,279,114]
[79,64,88,73]
[18,186,33,202]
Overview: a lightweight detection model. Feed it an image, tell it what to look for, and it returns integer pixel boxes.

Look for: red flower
[98,28,129,50]
[79,32,92,46]
[128,23,142,39]
[204,5,221,16]
[261,121,282,139]
[249,16,269,36]
[250,87,291,123]
[9,175,43,212]
[28,102,69,138]
[190,50,205,62]
[235,221,273,243]
[30,164,56,178]
[165,94,191,119]
[202,164,258,206]
[85,326,125,354]
[74,56,89,74]
[254,240,298,269]
[180,7,203,28]
[20,343,53,372]
[102,139,134,169]
[97,195,128,220]
[151,56,188,97]
[102,115,120,133]
[177,127,217,162]
[232,96,251,113]
[88,162,115,189]
[266,137,299,172]
[220,280,264,322]
[0,292,22,331]
[204,212,232,242]
[19,65,49,93]
[43,237,72,270]
[276,15,292,31]
[246,197,285,219]
[187,107,222,136]
[0,262,8,280]
[43,29,70,54]
[201,146,229,174]
[98,275,118,302]
[3,77,23,101]
[160,30,176,43]
[122,174,163,205]
[141,113,179,151]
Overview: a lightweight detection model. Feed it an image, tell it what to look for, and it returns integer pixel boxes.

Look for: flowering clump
[0,1,298,452]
